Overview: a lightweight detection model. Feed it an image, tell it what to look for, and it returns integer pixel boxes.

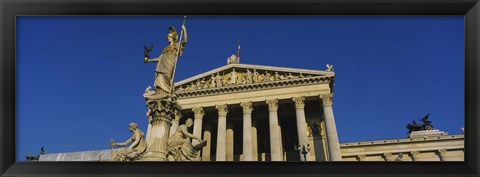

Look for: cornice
[176,75,333,99]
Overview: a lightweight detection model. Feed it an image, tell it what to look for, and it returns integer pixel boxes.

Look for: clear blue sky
[16,16,464,161]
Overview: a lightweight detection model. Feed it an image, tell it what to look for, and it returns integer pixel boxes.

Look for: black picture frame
[1,0,478,176]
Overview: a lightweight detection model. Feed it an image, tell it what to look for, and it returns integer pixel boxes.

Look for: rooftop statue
[144,17,188,100]
[227,54,240,64]
[25,147,45,161]
[326,64,334,72]
[406,113,434,134]
[111,122,147,161]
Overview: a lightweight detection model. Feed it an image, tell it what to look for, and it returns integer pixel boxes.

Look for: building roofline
[174,63,335,86]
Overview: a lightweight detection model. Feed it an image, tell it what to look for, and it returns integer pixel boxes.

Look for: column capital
[320,94,334,106]
[410,151,419,157]
[437,149,447,155]
[266,99,279,112]
[216,104,229,117]
[192,107,205,119]
[383,152,392,158]
[292,96,305,109]
[240,102,253,114]
[383,152,392,161]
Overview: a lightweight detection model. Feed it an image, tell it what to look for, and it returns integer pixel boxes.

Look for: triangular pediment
[174,63,334,92]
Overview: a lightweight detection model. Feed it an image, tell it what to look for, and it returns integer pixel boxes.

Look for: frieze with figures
[175,68,318,92]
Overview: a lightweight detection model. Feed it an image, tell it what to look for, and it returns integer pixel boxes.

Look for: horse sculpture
[406,113,433,134]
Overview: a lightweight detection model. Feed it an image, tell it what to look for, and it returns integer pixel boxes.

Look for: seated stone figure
[167,118,205,161]
[111,122,147,161]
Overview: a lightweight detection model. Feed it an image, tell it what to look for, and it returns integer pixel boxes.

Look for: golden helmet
[167,26,178,41]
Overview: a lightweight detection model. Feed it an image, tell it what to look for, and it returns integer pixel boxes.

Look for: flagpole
[169,16,187,97]
[237,40,240,58]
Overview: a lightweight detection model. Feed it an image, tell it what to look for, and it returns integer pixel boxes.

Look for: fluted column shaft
[146,112,154,147]
[151,120,170,155]
[192,107,204,145]
[267,99,282,161]
[293,96,308,161]
[216,104,228,161]
[320,94,342,161]
[241,102,253,161]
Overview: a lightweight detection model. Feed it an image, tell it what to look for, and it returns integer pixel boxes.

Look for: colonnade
[177,93,341,161]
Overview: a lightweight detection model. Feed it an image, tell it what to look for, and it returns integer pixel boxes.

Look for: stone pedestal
[140,99,180,161]
[409,129,448,138]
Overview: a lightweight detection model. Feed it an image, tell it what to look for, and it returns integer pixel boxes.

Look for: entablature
[176,75,333,99]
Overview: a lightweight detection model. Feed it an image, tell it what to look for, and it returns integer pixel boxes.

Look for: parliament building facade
[39,55,464,162]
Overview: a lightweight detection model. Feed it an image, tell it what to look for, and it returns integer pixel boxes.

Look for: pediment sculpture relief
[175,68,316,92]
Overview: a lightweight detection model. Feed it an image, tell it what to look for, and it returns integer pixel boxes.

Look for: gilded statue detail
[144,21,188,100]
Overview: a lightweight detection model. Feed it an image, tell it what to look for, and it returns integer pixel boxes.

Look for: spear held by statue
[169,16,187,97]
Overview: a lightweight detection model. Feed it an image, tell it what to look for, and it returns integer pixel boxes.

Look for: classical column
[320,93,342,161]
[169,110,181,137]
[192,107,205,145]
[266,99,282,161]
[437,149,447,161]
[241,102,254,161]
[252,119,259,161]
[293,96,309,161]
[216,104,229,161]
[226,122,234,161]
[410,151,419,161]
[202,128,212,161]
